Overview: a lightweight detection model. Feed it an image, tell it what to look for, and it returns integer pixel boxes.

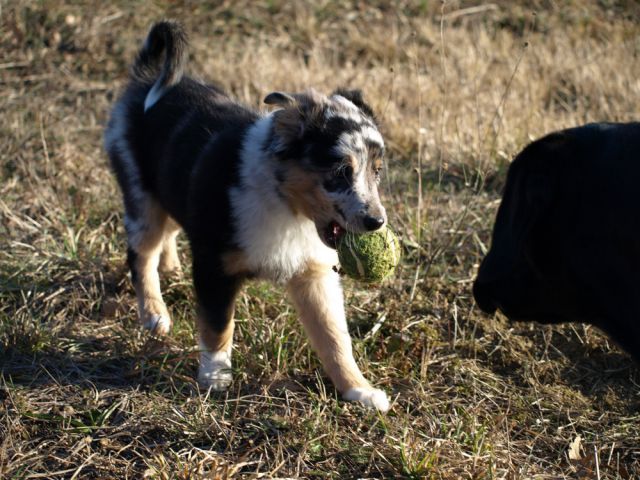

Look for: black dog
[474,122,640,361]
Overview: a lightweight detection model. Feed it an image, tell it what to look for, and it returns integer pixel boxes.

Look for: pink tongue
[331,221,347,241]
[325,222,344,247]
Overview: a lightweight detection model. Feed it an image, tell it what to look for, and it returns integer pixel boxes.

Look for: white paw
[143,314,171,335]
[343,387,390,412]
[198,350,232,391]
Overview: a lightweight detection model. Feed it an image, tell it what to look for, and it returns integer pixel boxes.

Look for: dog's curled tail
[132,20,188,112]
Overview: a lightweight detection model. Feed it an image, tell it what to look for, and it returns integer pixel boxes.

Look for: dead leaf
[568,434,582,461]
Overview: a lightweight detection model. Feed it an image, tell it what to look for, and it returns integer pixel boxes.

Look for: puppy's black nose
[363,215,385,231]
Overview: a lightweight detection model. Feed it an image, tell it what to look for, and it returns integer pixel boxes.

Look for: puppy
[104,21,390,411]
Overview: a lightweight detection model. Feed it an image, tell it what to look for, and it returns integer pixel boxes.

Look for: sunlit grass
[1,1,639,478]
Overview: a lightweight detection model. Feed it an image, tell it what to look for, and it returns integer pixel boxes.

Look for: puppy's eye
[324,165,353,192]
[373,163,383,179]
[335,165,353,178]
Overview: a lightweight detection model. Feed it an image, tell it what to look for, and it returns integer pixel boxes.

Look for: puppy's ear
[332,88,375,119]
[269,90,326,148]
[263,91,296,107]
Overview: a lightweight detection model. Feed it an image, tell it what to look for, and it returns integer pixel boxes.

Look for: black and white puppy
[105,21,390,410]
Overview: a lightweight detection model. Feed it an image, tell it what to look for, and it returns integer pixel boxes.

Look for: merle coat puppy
[474,122,640,362]
[105,21,390,411]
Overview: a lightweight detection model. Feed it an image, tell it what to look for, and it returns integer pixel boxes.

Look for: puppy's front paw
[198,350,232,391]
[343,387,390,412]
[143,314,172,335]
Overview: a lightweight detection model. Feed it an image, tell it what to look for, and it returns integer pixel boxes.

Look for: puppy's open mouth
[321,221,345,249]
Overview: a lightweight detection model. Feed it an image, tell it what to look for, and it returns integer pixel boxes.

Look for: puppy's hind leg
[126,198,172,335]
[287,263,390,412]
[159,217,182,275]
[192,253,244,390]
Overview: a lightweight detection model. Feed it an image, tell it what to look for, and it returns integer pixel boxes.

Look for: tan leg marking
[287,263,389,410]
[128,200,172,335]
[159,217,182,275]
[197,310,235,354]
[197,307,235,391]
[221,250,250,277]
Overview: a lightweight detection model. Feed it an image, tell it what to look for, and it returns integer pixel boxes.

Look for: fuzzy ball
[337,226,401,283]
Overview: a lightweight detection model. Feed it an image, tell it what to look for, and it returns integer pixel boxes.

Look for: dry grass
[2,1,640,478]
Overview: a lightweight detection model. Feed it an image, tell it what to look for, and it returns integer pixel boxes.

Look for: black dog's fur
[474,122,640,361]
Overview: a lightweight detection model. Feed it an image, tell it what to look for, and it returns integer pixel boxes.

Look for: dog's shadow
[464,320,640,414]
[0,328,326,405]
[1,336,188,393]
[545,329,640,412]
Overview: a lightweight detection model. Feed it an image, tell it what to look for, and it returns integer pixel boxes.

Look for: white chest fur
[230,115,338,283]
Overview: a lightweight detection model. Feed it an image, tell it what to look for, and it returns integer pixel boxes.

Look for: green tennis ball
[337,226,401,283]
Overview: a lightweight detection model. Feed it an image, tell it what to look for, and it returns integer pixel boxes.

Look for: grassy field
[2,1,640,478]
